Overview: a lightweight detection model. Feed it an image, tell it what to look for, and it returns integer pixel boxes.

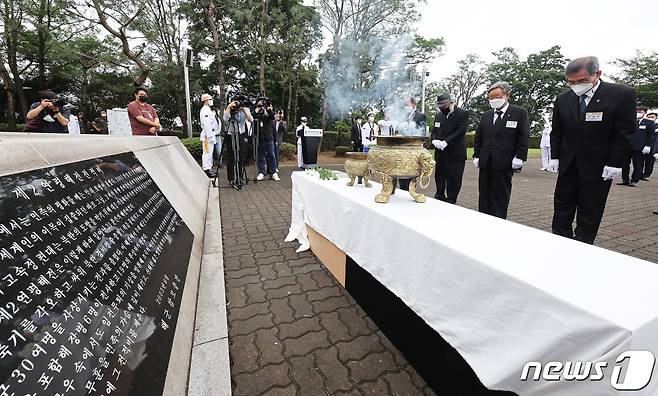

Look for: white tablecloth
[286,171,658,395]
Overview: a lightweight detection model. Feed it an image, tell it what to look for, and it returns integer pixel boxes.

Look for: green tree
[614,51,658,108]
[479,46,568,135]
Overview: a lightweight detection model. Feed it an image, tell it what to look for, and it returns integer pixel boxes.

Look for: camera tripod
[215,118,249,191]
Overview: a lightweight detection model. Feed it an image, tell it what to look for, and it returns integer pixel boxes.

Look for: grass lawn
[466,148,541,159]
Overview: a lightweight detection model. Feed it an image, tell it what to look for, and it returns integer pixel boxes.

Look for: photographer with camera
[274,110,286,165]
[223,95,254,186]
[254,98,280,181]
[25,90,71,133]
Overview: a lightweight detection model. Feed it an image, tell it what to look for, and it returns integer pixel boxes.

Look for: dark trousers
[642,153,655,178]
[352,143,363,153]
[621,150,643,183]
[478,165,513,219]
[257,141,277,175]
[434,159,465,204]
[552,161,612,245]
[225,140,241,183]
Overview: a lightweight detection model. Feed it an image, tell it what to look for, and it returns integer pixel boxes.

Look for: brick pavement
[217,158,658,396]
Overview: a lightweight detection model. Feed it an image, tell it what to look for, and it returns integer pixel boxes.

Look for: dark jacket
[275,121,286,144]
[431,106,469,162]
[351,123,362,146]
[255,108,275,143]
[474,104,530,170]
[631,118,655,151]
[551,81,636,182]
[409,109,427,134]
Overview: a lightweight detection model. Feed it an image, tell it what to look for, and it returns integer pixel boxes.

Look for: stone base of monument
[0,133,230,396]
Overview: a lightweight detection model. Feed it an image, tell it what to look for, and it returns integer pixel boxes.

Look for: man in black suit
[396,97,427,191]
[549,56,636,244]
[618,106,654,187]
[642,111,657,179]
[350,114,363,153]
[473,82,529,219]
[431,93,469,204]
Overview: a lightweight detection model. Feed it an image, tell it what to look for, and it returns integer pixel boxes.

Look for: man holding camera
[274,110,287,165]
[223,96,254,185]
[127,87,160,136]
[25,90,70,133]
[254,98,280,181]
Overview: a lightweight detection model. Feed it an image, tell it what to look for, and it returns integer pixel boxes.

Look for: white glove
[473,158,479,169]
[643,146,651,154]
[602,166,622,181]
[654,153,658,160]
[512,157,524,170]
[547,159,559,173]
[432,140,448,150]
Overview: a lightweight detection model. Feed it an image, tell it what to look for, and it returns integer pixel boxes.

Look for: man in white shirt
[200,93,219,178]
[361,112,379,152]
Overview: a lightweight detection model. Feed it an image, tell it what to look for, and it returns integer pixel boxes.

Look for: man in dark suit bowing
[473,81,529,219]
[549,56,636,244]
[431,93,469,204]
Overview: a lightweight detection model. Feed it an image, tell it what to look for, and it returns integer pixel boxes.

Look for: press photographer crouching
[253,97,280,181]
[223,95,254,189]
[24,90,70,133]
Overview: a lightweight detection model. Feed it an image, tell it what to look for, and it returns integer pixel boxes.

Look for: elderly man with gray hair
[549,56,636,244]
[473,81,530,219]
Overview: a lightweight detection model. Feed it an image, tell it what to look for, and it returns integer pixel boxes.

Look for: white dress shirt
[493,102,510,125]
[582,80,601,106]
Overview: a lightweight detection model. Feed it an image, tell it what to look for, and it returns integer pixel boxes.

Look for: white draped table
[286,171,658,395]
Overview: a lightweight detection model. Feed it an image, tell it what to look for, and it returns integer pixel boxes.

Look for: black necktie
[579,95,587,115]
[495,110,503,127]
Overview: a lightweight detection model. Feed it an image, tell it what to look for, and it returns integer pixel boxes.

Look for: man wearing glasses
[549,56,636,244]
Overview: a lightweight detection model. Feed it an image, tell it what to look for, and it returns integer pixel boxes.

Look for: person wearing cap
[431,93,469,204]
[350,114,364,153]
[25,90,71,133]
[296,117,309,168]
[200,93,219,178]
[361,112,379,152]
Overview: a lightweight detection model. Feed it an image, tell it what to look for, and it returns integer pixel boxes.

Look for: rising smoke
[323,34,426,136]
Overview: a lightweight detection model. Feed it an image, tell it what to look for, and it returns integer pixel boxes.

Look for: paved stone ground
[216,158,658,396]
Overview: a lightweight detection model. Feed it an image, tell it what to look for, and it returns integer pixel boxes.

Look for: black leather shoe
[204,170,217,178]
[616,181,629,186]
[628,182,637,187]
[653,211,658,215]
[641,178,649,181]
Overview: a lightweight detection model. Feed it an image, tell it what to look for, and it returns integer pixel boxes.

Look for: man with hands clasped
[549,56,636,244]
[431,93,469,204]
[473,82,529,219]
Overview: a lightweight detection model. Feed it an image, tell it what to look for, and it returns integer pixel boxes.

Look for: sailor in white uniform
[200,93,219,177]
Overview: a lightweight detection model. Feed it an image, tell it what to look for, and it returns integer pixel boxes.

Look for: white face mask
[207,99,214,107]
[571,82,594,96]
[489,98,506,109]
[637,112,645,120]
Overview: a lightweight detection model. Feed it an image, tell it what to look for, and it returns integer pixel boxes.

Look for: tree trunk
[292,76,299,128]
[36,0,47,90]
[0,61,17,131]
[205,0,226,99]
[286,78,293,123]
[258,0,267,95]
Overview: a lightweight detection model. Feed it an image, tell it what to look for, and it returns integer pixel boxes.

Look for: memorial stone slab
[0,152,194,395]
